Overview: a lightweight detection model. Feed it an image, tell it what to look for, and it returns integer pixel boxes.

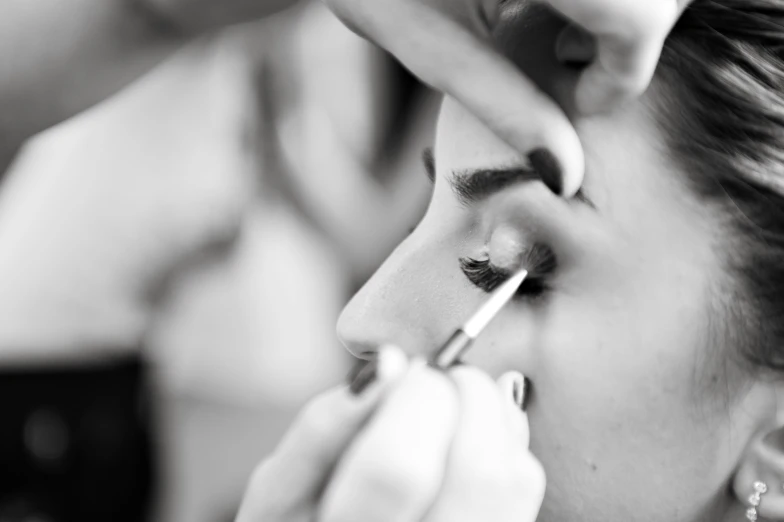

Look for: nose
[337,233,468,360]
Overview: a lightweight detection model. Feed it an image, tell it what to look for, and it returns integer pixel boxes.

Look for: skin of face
[337,4,780,522]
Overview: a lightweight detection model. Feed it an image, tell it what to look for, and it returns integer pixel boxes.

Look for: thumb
[275,345,408,481]
[239,345,408,520]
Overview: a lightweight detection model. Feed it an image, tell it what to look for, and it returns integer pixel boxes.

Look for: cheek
[464,286,744,520]
[519,98,738,476]
[529,318,741,521]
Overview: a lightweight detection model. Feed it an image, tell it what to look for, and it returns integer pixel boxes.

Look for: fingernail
[562,60,587,70]
[521,377,532,412]
[512,376,525,409]
[528,148,564,196]
[348,358,379,395]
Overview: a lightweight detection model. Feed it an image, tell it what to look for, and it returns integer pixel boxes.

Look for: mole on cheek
[488,225,526,271]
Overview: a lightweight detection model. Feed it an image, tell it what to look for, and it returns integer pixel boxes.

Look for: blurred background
[0,3,439,522]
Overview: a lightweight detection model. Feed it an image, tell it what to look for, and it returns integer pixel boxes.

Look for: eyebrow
[453,168,596,208]
[421,147,595,208]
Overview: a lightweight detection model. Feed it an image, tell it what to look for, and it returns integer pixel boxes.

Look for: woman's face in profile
[338,6,769,522]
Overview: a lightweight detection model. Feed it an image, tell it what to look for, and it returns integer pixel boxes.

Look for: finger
[496,371,530,448]
[365,4,584,198]
[237,345,407,521]
[543,0,679,113]
[274,345,409,477]
[425,366,542,522]
[320,361,459,522]
[448,365,511,450]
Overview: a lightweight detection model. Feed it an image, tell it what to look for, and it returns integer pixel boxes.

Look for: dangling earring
[746,481,768,521]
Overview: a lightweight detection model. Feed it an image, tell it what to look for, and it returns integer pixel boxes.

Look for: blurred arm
[0,0,296,150]
[0,0,185,150]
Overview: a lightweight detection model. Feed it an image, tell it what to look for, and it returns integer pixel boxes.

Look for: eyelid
[484,186,593,270]
[488,222,526,272]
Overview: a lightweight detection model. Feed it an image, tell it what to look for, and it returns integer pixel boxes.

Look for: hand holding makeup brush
[320,0,693,198]
[236,346,545,522]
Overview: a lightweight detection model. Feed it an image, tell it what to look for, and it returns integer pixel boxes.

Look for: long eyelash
[459,257,550,298]
[460,258,508,291]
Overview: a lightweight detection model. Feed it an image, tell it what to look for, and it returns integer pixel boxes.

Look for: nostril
[354,347,380,360]
[337,307,430,359]
[339,329,433,360]
[338,337,380,359]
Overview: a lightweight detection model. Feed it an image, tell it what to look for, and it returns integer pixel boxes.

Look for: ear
[733,407,784,520]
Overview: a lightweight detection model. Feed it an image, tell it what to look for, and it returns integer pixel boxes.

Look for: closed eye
[459,257,550,299]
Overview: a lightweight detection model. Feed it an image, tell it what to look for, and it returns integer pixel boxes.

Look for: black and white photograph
[1,1,782,522]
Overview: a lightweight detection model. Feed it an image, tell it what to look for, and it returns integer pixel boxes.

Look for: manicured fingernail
[348,358,378,395]
[521,377,532,412]
[512,376,525,409]
[528,148,564,196]
[562,60,588,70]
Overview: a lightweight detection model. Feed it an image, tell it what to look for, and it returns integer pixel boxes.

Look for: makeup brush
[430,244,553,369]
[430,269,524,368]
[348,244,553,395]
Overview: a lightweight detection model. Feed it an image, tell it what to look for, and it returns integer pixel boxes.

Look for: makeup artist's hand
[549,0,694,110]
[319,362,544,522]
[320,0,693,198]
[235,347,545,522]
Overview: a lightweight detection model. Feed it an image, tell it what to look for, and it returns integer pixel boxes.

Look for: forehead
[434,98,521,172]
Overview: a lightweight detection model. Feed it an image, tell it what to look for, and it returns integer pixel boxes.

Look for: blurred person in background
[0,2,435,522]
[149,8,440,519]
[0,33,257,522]
[257,0,438,284]
[161,6,440,519]
[243,0,438,374]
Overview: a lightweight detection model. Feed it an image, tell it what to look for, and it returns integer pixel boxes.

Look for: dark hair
[654,0,784,372]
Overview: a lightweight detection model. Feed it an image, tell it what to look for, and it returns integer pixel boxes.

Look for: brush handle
[430,329,473,369]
